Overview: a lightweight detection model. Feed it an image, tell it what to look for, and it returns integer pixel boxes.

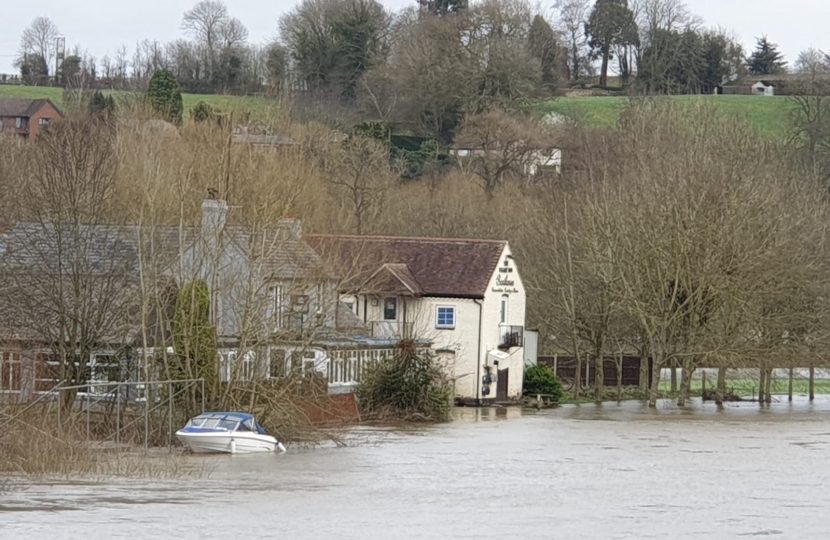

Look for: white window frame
[15,117,22,129]
[435,305,456,329]
[271,284,283,328]
[500,294,509,325]
[0,350,22,393]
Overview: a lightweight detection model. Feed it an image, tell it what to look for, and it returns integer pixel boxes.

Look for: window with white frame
[0,351,22,392]
[241,353,254,381]
[15,117,22,129]
[220,351,236,382]
[271,284,283,328]
[436,306,456,329]
[500,295,509,325]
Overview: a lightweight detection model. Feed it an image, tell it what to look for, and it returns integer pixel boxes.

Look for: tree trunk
[758,367,766,404]
[574,354,582,401]
[617,354,623,402]
[716,367,726,406]
[639,345,650,394]
[809,366,815,401]
[670,362,678,394]
[599,46,610,87]
[677,361,693,407]
[788,365,794,403]
[594,349,605,404]
[764,368,773,404]
[649,361,662,408]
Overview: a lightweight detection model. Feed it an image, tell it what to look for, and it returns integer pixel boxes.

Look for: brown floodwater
[3,395,830,539]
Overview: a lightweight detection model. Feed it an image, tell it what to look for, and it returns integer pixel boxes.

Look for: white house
[449,142,562,176]
[752,81,775,96]
[307,235,527,404]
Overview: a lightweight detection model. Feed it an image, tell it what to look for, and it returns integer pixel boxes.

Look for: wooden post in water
[809,366,815,402]
[788,366,794,403]
[716,367,726,406]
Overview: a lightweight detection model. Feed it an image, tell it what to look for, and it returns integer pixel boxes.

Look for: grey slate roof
[0,221,329,280]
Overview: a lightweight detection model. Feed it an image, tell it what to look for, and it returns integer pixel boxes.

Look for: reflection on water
[3,396,830,539]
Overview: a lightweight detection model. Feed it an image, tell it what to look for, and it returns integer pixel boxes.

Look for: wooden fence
[539,355,653,388]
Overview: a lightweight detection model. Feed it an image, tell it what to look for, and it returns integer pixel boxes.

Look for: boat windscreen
[218,419,238,431]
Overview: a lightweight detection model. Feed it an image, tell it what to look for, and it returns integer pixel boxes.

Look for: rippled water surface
[4,396,830,539]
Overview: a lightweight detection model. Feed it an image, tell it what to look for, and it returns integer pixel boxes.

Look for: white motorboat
[176,412,287,454]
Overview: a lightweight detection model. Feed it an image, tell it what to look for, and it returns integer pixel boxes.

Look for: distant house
[719,74,830,96]
[0,195,409,403]
[752,81,776,97]
[232,124,300,149]
[307,234,527,404]
[0,98,63,140]
[449,139,562,176]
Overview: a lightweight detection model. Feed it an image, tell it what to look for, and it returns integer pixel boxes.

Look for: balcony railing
[499,325,524,349]
[370,321,414,340]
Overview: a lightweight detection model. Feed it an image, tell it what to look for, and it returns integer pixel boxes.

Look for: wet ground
[3,395,830,539]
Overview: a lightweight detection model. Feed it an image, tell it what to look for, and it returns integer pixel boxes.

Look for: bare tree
[325,135,394,234]
[1,119,135,413]
[16,17,60,75]
[455,110,554,197]
[182,0,231,77]
[793,48,830,77]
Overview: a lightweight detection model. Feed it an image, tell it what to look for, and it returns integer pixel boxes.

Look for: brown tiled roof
[0,98,62,118]
[307,235,506,299]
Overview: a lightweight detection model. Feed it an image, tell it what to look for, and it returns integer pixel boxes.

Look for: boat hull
[176,431,280,454]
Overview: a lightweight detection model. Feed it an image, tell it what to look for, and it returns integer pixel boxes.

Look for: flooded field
[4,396,830,539]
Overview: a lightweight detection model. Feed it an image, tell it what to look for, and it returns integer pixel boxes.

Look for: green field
[558,378,830,405]
[0,84,799,137]
[537,94,797,138]
[0,85,279,120]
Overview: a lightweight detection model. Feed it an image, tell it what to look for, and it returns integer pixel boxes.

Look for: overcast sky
[1,0,828,74]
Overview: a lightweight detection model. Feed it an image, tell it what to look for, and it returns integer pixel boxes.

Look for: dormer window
[383,297,397,321]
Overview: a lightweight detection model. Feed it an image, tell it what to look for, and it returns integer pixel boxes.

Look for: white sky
[0,0,827,74]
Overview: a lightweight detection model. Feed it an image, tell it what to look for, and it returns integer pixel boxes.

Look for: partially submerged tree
[356,340,452,421]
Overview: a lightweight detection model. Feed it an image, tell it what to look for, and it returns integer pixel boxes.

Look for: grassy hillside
[536,95,798,138]
[1,85,798,137]
[0,85,278,120]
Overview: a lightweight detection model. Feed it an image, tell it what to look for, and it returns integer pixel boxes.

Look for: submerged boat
[176,412,287,454]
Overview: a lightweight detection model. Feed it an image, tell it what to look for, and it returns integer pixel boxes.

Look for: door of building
[496,368,509,402]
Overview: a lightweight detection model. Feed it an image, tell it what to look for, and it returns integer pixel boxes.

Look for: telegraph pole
[55,36,66,80]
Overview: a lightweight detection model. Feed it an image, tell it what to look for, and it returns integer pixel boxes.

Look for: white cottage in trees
[307,235,527,404]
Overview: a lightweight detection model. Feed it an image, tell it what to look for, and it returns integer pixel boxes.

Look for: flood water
[4,396,830,539]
